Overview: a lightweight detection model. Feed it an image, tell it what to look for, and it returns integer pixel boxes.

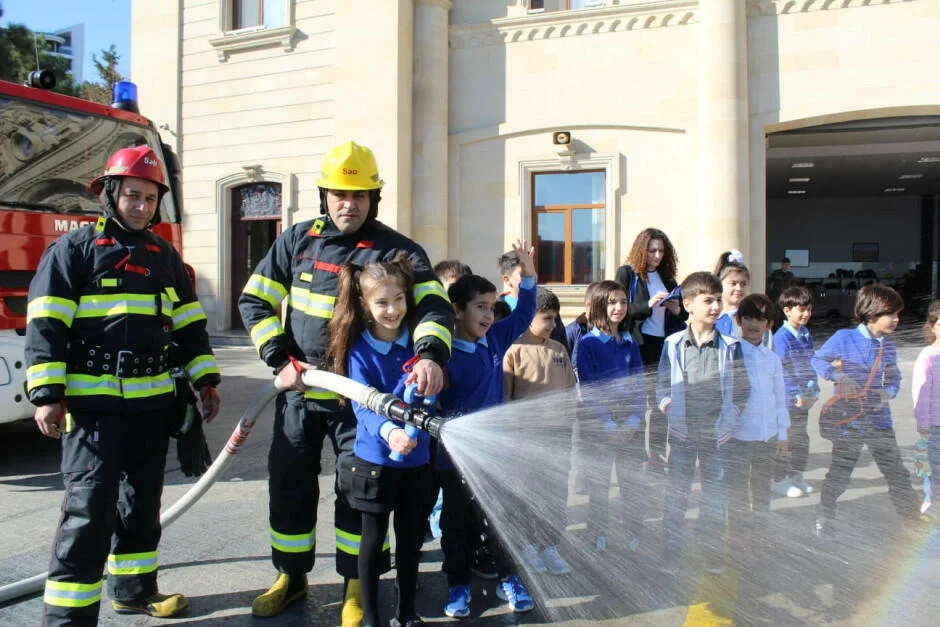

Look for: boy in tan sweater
[503,287,577,575]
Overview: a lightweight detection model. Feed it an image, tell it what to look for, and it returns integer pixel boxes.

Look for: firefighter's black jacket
[238,215,453,410]
[25,217,220,413]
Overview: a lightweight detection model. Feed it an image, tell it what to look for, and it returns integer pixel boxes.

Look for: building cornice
[449,1,697,49]
[746,0,918,17]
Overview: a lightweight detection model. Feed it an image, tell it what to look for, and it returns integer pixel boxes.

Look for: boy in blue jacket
[811,285,927,537]
[772,286,818,498]
[438,239,537,618]
[656,272,748,576]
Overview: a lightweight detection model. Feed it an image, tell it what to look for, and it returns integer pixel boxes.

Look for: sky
[1,0,132,81]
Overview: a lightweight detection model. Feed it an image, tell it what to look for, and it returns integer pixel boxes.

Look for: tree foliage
[0,23,80,96]
[80,45,123,105]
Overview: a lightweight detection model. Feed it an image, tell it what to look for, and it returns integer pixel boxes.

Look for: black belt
[70,345,169,379]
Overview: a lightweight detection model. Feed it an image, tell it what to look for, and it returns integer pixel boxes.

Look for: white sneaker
[541,546,571,576]
[772,478,803,498]
[791,473,814,494]
[595,535,608,552]
[520,544,547,573]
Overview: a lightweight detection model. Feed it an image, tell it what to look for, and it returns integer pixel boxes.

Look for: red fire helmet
[89,145,170,195]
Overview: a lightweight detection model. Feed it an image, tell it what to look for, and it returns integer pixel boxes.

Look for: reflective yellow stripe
[172,301,207,331]
[27,296,78,326]
[44,579,102,608]
[27,362,67,390]
[186,355,220,384]
[108,551,158,575]
[250,316,285,352]
[75,293,159,318]
[335,529,390,555]
[300,272,312,282]
[289,287,335,319]
[304,388,340,400]
[414,321,452,351]
[164,287,180,302]
[414,280,450,305]
[243,274,288,309]
[271,528,315,553]
[65,373,173,399]
[101,278,118,287]
[95,216,106,232]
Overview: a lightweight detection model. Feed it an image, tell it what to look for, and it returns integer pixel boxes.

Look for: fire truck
[0,76,186,424]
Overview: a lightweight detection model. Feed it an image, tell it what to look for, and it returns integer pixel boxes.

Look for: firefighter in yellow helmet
[239,141,453,624]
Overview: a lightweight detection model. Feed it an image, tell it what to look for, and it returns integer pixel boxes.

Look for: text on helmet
[342,168,358,175]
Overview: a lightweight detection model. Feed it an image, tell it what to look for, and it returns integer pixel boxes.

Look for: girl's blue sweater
[348,328,430,468]
[575,327,646,430]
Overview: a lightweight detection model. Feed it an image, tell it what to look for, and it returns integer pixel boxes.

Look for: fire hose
[0,369,441,604]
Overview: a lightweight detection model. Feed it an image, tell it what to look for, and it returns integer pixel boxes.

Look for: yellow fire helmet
[316,141,385,191]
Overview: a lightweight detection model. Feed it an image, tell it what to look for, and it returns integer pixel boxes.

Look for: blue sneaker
[496,576,534,613]
[444,585,471,618]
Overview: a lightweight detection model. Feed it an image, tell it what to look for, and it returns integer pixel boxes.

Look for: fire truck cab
[0,79,185,424]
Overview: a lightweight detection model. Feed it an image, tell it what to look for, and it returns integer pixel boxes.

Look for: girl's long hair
[625,228,678,283]
[327,252,416,379]
[588,280,630,335]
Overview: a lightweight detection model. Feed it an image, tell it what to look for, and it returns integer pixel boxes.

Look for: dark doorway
[230,182,282,329]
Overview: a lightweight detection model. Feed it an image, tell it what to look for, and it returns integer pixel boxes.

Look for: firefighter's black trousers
[268,395,390,577]
[42,407,170,627]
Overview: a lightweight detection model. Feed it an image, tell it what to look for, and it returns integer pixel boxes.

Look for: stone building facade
[131,0,940,330]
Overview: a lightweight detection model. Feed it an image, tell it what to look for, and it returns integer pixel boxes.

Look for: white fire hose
[0,369,432,604]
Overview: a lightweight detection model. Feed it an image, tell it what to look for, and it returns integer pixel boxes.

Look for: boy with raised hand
[728,294,790,544]
[657,272,748,576]
[503,287,577,576]
[498,249,567,350]
[438,239,537,618]
[772,286,818,497]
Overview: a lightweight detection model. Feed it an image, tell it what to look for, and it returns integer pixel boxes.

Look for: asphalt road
[0,341,938,626]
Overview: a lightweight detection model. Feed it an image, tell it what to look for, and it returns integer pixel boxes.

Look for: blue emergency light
[111,81,140,114]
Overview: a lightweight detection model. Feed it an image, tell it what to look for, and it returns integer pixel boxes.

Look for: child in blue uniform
[328,255,431,627]
[438,239,537,618]
[811,284,927,537]
[575,280,647,553]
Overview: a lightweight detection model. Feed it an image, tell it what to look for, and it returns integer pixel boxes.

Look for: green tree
[0,24,81,96]
[80,45,123,105]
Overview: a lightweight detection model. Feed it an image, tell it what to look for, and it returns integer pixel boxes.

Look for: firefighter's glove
[176,402,212,477]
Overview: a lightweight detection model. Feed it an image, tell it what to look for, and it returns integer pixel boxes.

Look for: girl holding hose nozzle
[328,254,433,627]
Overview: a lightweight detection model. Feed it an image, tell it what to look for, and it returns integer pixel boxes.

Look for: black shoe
[470,547,498,580]
[390,616,424,627]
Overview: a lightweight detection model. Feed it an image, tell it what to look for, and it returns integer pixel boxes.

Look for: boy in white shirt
[728,294,790,540]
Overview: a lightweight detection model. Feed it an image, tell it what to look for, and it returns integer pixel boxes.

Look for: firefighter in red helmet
[26,145,222,626]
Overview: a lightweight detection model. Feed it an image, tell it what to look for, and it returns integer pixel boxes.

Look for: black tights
[360,504,424,625]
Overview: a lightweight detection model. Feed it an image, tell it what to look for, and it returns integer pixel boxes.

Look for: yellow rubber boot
[252,572,308,618]
[112,591,188,618]
[341,578,364,627]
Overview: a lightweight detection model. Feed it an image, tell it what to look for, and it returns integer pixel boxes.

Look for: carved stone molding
[449,1,697,49]
[746,0,919,17]
[208,25,296,61]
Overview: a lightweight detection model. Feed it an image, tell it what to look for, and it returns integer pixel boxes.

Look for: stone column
[697,0,750,267]
[412,0,452,263]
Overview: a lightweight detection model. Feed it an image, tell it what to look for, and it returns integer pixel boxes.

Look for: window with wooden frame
[231,0,285,30]
[532,171,606,285]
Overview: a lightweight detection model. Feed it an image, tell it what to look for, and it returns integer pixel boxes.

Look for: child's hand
[387,428,417,456]
[794,395,805,409]
[512,238,535,277]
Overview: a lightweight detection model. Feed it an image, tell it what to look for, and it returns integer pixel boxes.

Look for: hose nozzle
[372,393,443,438]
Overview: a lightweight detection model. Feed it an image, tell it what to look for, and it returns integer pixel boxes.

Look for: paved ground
[0,340,938,626]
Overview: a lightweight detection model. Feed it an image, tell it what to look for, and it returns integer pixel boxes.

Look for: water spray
[0,369,436,604]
